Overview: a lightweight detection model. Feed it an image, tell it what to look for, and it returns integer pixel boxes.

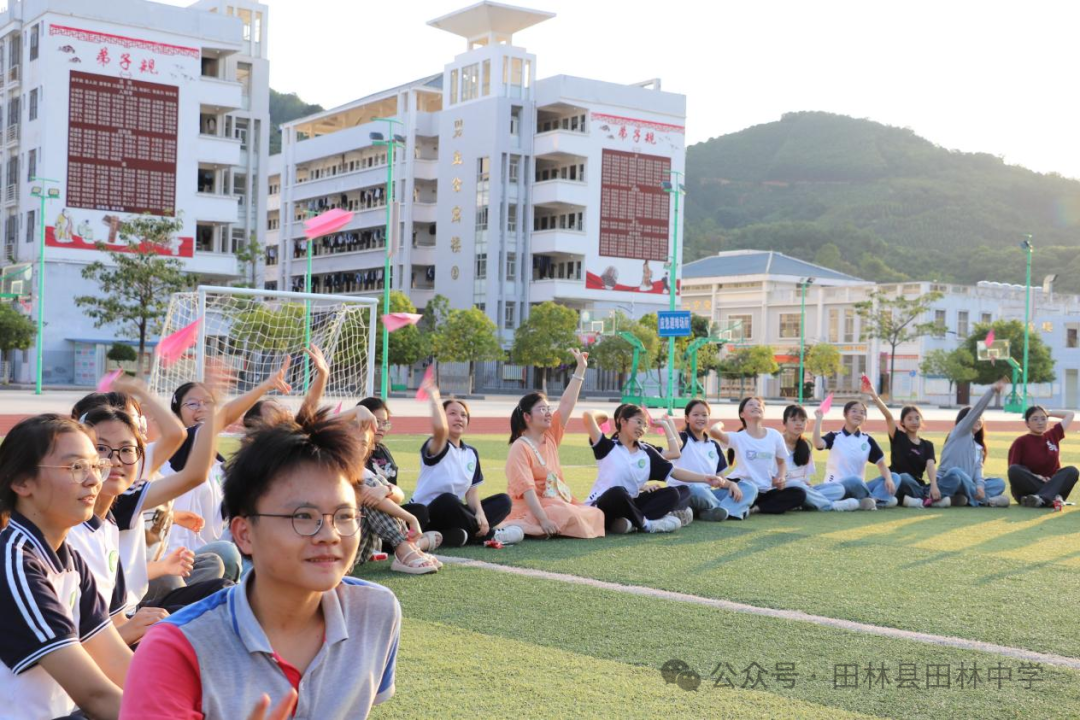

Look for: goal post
[150,285,379,404]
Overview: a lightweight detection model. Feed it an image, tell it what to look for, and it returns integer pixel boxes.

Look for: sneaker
[985,495,1011,508]
[749,506,761,515]
[443,528,469,547]
[858,498,877,511]
[673,507,693,527]
[953,495,969,507]
[883,497,898,508]
[492,525,525,545]
[609,517,634,534]
[645,515,681,533]
[930,497,951,508]
[902,496,925,509]
[1021,495,1046,508]
[698,507,729,522]
[832,498,860,512]
[1053,495,1064,512]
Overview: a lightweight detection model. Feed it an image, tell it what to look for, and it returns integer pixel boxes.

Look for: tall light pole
[371,118,404,400]
[661,172,685,414]
[797,277,815,405]
[1021,235,1033,410]
[30,178,61,395]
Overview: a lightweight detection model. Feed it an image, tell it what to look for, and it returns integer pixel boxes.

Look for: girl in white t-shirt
[811,398,897,510]
[671,399,758,521]
[780,404,861,512]
[583,404,727,534]
[710,397,805,514]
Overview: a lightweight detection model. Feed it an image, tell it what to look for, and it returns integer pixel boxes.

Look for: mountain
[268,89,324,155]
[685,112,1080,290]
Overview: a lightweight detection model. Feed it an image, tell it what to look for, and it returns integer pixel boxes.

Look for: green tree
[417,294,451,383]
[511,301,579,394]
[233,233,261,288]
[962,321,1055,386]
[0,303,35,362]
[269,89,324,154]
[375,291,425,376]
[805,343,842,393]
[590,313,659,389]
[720,345,778,397]
[75,215,193,369]
[855,289,943,400]
[106,343,138,369]
[920,347,977,402]
[438,308,504,394]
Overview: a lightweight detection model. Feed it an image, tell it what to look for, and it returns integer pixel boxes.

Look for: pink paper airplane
[985,330,995,348]
[819,393,834,415]
[156,317,202,368]
[416,366,434,401]
[599,419,613,434]
[333,401,343,415]
[641,407,665,435]
[97,368,123,393]
[303,208,353,240]
[382,312,423,332]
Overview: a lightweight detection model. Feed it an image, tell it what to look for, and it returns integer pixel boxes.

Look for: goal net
[149,286,378,404]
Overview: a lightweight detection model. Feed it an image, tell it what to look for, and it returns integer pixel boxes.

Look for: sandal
[418,531,443,553]
[390,547,438,575]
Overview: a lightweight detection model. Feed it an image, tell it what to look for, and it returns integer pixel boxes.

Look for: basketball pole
[1021,236,1033,410]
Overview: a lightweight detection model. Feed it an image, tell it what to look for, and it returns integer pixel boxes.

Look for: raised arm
[556,349,589,422]
[658,415,682,460]
[863,377,897,439]
[954,378,1008,438]
[706,419,729,445]
[583,410,607,446]
[111,375,185,476]
[143,405,224,509]
[1051,410,1075,432]
[298,345,330,419]
[424,379,449,458]
[812,409,827,451]
[220,356,293,428]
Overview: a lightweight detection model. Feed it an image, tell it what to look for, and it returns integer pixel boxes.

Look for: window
[981,312,992,324]
[510,107,521,137]
[957,311,969,338]
[505,301,515,329]
[7,96,19,127]
[506,251,516,280]
[28,88,36,120]
[461,63,479,102]
[25,210,33,243]
[449,69,458,105]
[828,308,840,343]
[481,59,490,96]
[29,25,38,61]
[508,155,519,183]
[506,204,517,233]
[1067,326,1078,349]
[934,309,946,337]
[843,309,855,343]
[26,149,34,181]
[728,315,752,341]
[475,205,488,231]
[779,313,801,339]
[475,253,487,279]
[477,157,490,183]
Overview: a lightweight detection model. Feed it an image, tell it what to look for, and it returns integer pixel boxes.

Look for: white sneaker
[902,496,924,508]
[883,497,898,508]
[931,497,951,508]
[858,498,878,511]
[984,495,1011,508]
[673,507,693,527]
[492,525,525,545]
[646,515,681,533]
[832,498,860,512]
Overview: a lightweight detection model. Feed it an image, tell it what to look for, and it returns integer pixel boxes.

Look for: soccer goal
[149,285,379,403]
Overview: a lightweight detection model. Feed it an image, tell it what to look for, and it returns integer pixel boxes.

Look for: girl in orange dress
[503,350,605,539]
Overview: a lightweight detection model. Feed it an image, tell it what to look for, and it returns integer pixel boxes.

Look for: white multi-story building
[266,1,686,350]
[682,250,1080,408]
[0,0,269,385]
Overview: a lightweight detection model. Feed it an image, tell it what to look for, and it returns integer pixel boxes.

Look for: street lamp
[661,173,685,414]
[371,118,405,400]
[30,178,61,395]
[797,277,815,404]
[1021,235,1033,410]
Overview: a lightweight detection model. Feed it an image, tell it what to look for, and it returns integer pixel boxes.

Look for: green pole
[373,117,402,400]
[798,281,807,405]
[31,177,60,396]
[1022,236,1033,409]
[664,171,683,414]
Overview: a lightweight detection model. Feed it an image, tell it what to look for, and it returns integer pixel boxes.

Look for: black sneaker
[443,528,470,547]
[1021,495,1046,508]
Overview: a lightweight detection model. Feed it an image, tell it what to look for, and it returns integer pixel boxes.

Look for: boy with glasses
[120,408,400,719]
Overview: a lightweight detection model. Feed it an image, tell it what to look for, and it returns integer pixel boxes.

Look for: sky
[163,0,1079,179]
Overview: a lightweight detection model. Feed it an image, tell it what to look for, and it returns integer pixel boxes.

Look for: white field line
[435,555,1080,671]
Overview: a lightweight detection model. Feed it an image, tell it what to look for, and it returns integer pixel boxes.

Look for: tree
[75,215,192,370]
[920,347,977,402]
[962,320,1055,386]
[0,303,34,356]
[719,345,779,397]
[375,291,425,375]
[511,301,579,394]
[417,294,451,383]
[805,343,842,393]
[106,343,138,369]
[589,313,659,389]
[232,233,261,288]
[855,289,943,400]
[437,308,504,394]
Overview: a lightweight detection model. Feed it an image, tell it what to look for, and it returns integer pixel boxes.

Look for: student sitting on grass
[119,409,401,720]
[713,397,805,515]
[812,398,895,510]
[938,378,1011,508]
[862,383,952,508]
[583,404,726,534]
[780,404,860,512]
[0,415,132,720]
[669,399,756,521]
[410,377,523,547]
[1008,406,1077,509]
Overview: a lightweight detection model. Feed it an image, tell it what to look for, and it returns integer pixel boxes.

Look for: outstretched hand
[569,348,589,371]
[305,344,329,378]
[266,355,293,395]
